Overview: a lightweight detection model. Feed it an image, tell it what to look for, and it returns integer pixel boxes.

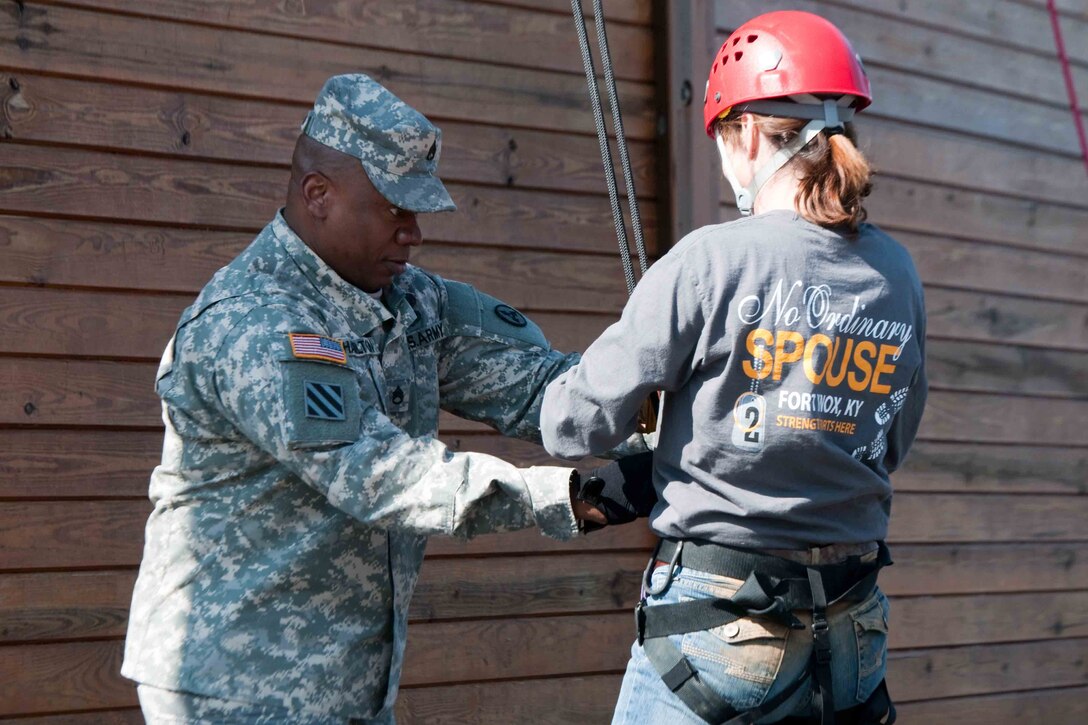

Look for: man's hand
[571,496,608,528]
[570,452,657,532]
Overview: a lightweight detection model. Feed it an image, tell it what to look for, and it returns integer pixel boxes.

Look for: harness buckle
[635,600,647,645]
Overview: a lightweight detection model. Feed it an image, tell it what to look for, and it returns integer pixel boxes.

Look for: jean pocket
[850,591,889,702]
[680,613,791,692]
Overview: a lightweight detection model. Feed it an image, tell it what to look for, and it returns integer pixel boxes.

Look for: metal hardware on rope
[570,0,647,296]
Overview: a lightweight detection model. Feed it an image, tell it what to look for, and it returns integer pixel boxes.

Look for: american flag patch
[288,333,347,364]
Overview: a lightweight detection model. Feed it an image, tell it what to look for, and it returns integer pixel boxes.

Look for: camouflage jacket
[122,212,582,719]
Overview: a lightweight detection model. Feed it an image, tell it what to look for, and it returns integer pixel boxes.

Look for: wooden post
[656,0,720,250]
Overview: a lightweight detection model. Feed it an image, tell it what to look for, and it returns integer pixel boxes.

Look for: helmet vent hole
[713,62,718,72]
[722,55,728,65]
[747,34,758,43]
[732,36,741,46]
[734,51,743,61]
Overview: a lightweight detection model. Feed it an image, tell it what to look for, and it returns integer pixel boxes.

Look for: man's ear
[299,171,332,221]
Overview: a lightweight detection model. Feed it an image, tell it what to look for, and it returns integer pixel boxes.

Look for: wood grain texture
[895,442,1087,494]
[5,542,1087,644]
[3,431,1082,502]
[0,710,143,724]
[898,231,1088,304]
[0,500,149,570]
[3,285,1087,402]
[717,0,1084,110]
[400,612,629,686]
[0,499,654,570]
[923,287,1088,352]
[894,685,1088,725]
[889,493,1088,543]
[0,145,657,255]
[864,177,1088,256]
[400,591,1088,684]
[0,3,656,139]
[859,116,1088,209]
[1,610,1085,715]
[827,0,1088,66]
[396,674,623,725]
[887,590,1088,649]
[888,637,1088,703]
[0,72,658,198]
[925,340,1088,398]
[6,492,1084,571]
[493,0,651,25]
[3,355,1083,441]
[917,391,1088,446]
[410,552,646,621]
[880,543,1088,596]
[720,179,1088,259]
[0,640,135,714]
[0,430,162,499]
[0,570,135,643]
[44,0,654,82]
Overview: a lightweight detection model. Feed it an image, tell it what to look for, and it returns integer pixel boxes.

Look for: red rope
[1047,0,1088,177]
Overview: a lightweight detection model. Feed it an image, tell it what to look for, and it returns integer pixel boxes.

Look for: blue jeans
[612,563,890,724]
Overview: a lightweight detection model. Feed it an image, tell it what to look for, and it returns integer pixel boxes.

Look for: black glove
[572,452,658,531]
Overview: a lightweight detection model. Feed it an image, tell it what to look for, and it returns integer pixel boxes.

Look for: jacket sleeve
[436,280,580,443]
[540,249,708,459]
[185,305,579,540]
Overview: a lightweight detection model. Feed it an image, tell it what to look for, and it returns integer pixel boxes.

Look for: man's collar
[271,211,391,336]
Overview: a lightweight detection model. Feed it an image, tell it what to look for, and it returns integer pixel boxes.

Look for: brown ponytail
[715,113,873,233]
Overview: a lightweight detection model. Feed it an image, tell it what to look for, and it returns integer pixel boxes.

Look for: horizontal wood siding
[0,0,658,720]
[711,1,1088,721]
[2,0,1085,721]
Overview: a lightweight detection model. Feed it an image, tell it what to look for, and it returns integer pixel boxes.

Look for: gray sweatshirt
[541,211,927,549]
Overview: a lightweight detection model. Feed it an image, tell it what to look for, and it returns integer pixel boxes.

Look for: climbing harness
[637,539,897,725]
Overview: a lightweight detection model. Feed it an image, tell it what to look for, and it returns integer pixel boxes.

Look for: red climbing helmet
[703,10,871,137]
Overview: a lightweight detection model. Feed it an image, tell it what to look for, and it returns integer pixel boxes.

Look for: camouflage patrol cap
[301,74,456,213]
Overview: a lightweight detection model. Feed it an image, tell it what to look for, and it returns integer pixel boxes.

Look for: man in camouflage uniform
[122,74,636,723]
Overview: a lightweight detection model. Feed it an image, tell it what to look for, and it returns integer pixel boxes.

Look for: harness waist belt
[655,538,889,605]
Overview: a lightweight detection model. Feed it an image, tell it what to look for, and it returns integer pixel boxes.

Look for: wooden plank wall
[2,0,1085,721]
[0,0,661,720]
[709,1,1088,722]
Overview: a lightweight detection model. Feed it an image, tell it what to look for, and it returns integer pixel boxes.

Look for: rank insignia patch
[304,381,346,421]
[289,333,347,364]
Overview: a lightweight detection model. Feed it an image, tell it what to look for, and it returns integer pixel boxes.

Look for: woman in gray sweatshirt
[541,10,925,725]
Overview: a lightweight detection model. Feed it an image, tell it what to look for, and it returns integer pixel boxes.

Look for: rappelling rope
[570,0,644,295]
[591,0,649,277]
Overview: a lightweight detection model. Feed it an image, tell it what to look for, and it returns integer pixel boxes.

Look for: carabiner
[643,539,684,597]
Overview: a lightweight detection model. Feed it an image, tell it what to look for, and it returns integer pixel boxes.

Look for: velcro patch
[304,381,346,421]
[289,333,347,364]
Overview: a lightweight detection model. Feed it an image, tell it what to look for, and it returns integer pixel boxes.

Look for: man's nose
[396,217,422,246]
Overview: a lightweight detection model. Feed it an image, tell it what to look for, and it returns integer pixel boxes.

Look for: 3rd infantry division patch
[304,381,346,421]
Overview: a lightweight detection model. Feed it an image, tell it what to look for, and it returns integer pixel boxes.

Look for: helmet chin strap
[715,98,854,216]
